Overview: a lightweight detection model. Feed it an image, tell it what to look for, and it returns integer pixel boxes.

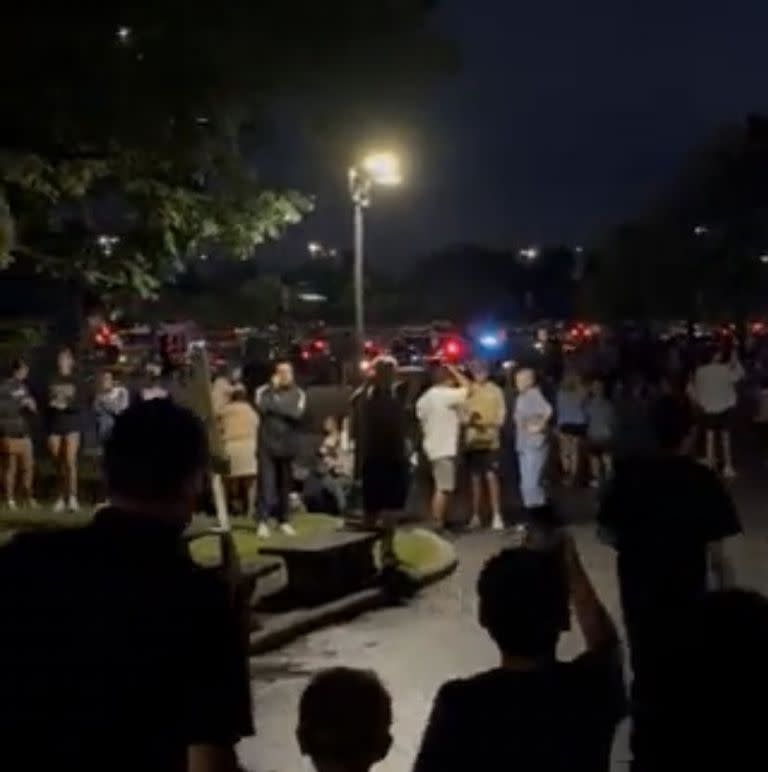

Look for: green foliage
[0,1,453,299]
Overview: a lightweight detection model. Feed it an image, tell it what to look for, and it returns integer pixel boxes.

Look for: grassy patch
[374,527,457,579]
[184,513,344,568]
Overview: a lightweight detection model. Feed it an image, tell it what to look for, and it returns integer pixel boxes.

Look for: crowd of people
[0,331,767,770]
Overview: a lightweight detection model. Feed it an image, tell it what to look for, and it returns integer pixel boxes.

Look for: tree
[585,115,768,321]
[0,2,454,299]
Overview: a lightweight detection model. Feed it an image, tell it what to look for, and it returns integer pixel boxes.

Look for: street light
[519,246,540,262]
[348,151,402,355]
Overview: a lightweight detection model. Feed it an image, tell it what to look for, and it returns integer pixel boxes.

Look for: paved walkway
[238,475,768,772]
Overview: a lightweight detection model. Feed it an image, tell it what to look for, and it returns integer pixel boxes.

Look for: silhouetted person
[0,400,253,771]
[297,667,393,772]
[598,394,741,771]
[414,536,625,772]
[651,590,768,771]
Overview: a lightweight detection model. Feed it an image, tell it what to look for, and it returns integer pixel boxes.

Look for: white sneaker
[492,513,505,531]
[53,498,66,513]
[280,522,297,537]
[67,496,80,512]
[257,522,271,539]
[723,466,737,480]
[6,499,17,511]
[469,515,482,530]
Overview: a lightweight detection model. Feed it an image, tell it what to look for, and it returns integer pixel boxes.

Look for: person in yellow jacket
[463,361,507,530]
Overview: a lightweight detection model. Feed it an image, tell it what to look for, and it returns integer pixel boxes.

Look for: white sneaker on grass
[6,499,17,511]
[53,498,66,513]
[67,496,80,512]
[280,522,297,537]
[492,513,505,531]
[256,522,272,539]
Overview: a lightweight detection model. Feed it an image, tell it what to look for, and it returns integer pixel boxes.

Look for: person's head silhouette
[297,668,392,772]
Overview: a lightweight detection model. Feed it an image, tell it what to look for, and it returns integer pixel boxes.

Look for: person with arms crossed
[255,360,306,538]
[414,535,625,772]
[416,364,469,529]
[0,400,253,771]
[514,368,553,517]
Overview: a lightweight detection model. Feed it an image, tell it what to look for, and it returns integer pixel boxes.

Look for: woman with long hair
[47,347,82,511]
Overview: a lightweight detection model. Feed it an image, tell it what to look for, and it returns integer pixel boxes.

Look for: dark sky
[269,0,768,268]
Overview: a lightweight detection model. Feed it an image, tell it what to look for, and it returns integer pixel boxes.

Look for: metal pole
[353,200,365,358]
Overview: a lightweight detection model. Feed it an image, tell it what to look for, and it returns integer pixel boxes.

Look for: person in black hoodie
[254,360,306,538]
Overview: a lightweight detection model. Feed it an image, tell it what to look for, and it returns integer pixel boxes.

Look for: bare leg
[64,433,80,500]
[432,489,448,527]
[470,474,482,524]
[47,435,64,499]
[589,454,602,486]
[245,477,257,518]
[602,452,614,480]
[722,430,736,477]
[705,429,716,469]
[20,439,34,501]
[487,470,502,518]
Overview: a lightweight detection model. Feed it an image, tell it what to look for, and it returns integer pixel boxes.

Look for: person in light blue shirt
[514,369,553,511]
[556,371,588,486]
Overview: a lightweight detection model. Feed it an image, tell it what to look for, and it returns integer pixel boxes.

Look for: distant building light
[694,225,709,236]
[519,246,540,261]
[297,292,327,303]
[195,116,210,125]
[760,254,768,264]
[574,245,584,254]
[117,26,132,43]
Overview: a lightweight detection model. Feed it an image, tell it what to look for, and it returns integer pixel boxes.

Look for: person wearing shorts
[585,378,616,488]
[463,361,506,530]
[556,371,588,486]
[416,364,469,528]
[690,346,743,478]
[0,359,37,508]
[47,347,82,512]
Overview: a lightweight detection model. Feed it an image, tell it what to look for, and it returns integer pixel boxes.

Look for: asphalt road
[238,471,768,772]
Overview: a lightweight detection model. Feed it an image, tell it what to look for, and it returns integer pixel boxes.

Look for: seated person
[304,416,351,514]
[414,533,626,772]
[297,667,393,772]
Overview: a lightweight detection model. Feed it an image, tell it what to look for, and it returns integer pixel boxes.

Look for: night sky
[270,0,768,268]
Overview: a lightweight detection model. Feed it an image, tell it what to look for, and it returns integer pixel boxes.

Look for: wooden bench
[260,530,378,606]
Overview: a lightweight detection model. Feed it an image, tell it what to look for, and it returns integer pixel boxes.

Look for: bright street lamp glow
[519,246,540,261]
[760,254,768,264]
[361,152,402,186]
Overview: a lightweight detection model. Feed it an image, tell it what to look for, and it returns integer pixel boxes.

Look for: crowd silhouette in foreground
[1,333,768,770]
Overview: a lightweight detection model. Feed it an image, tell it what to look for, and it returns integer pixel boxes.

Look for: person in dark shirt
[297,667,393,772]
[598,394,741,771]
[0,358,37,508]
[651,589,768,772]
[353,357,410,567]
[414,535,626,772]
[0,400,253,772]
[46,346,84,511]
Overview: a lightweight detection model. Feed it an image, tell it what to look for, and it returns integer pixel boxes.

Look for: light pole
[348,152,402,358]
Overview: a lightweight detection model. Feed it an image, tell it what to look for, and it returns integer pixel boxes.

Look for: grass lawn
[0,508,455,579]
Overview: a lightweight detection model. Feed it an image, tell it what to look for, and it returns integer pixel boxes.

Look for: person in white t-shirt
[416,364,469,528]
[690,346,744,478]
